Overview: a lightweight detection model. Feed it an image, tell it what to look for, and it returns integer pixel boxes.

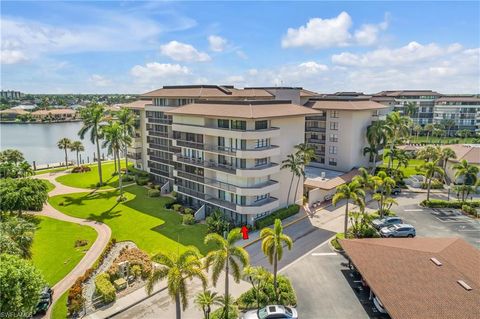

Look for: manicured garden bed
[49,185,215,256]
[31,216,97,286]
[55,162,120,189]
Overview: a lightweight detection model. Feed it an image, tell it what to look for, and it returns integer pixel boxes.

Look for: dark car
[376,186,402,195]
[34,287,53,315]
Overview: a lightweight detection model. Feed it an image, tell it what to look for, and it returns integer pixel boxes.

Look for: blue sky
[1,1,479,94]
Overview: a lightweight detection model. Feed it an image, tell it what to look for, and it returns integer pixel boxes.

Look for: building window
[255,193,269,202]
[255,120,268,130]
[329,134,338,142]
[329,146,337,154]
[256,139,269,148]
[330,110,339,118]
[330,122,338,130]
[231,120,246,130]
[329,158,337,166]
[319,157,325,164]
[255,158,268,166]
[218,119,230,129]
[253,211,270,220]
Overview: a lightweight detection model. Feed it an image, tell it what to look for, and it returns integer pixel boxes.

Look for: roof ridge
[346,238,458,253]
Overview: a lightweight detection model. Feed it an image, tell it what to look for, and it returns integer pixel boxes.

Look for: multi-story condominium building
[433,96,480,133]
[303,97,388,172]
[0,90,23,100]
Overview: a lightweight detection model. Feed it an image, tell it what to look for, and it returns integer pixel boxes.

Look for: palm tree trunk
[64,148,68,168]
[273,250,278,302]
[95,135,103,185]
[344,201,349,237]
[380,193,384,218]
[427,177,432,201]
[294,174,301,205]
[225,260,229,319]
[371,152,377,174]
[76,151,80,166]
[117,151,122,177]
[125,144,129,176]
[117,150,123,196]
[287,173,294,205]
[175,291,181,319]
[113,151,117,172]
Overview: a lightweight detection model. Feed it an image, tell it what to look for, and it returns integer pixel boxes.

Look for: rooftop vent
[430,257,442,266]
[457,280,472,291]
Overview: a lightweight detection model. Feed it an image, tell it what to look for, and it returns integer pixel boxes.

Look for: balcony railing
[127,152,141,160]
[306,127,326,132]
[175,139,279,155]
[150,168,170,178]
[148,156,173,166]
[172,122,280,132]
[148,130,170,138]
[175,154,278,174]
[148,143,171,152]
[147,118,172,125]
[307,138,325,144]
[176,186,206,200]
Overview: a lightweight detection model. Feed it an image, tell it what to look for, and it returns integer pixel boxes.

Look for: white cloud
[130,62,191,84]
[208,35,227,52]
[89,74,111,87]
[282,11,389,49]
[236,50,248,59]
[298,61,329,74]
[160,41,211,62]
[0,50,28,64]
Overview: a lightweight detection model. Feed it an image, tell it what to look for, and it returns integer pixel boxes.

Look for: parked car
[375,186,402,195]
[242,305,298,319]
[371,216,404,230]
[34,287,53,315]
[380,224,416,238]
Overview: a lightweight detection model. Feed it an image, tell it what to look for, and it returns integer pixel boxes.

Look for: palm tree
[243,266,272,310]
[371,171,396,217]
[69,141,85,166]
[146,248,207,319]
[260,219,293,302]
[363,145,378,173]
[353,167,373,192]
[418,161,444,201]
[440,119,455,138]
[384,112,412,172]
[102,122,131,197]
[412,124,422,142]
[293,143,315,203]
[440,147,457,172]
[1,149,24,165]
[424,124,434,143]
[78,103,106,185]
[333,181,365,236]
[457,129,471,141]
[117,108,136,174]
[281,153,302,205]
[403,101,417,118]
[453,160,479,201]
[365,120,388,172]
[204,229,249,319]
[18,161,34,178]
[57,137,72,168]
[393,149,410,172]
[195,290,223,319]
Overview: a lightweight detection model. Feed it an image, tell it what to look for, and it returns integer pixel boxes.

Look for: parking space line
[311,252,337,256]
[404,209,424,212]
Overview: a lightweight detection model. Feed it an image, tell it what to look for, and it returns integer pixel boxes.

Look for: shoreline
[0,119,82,124]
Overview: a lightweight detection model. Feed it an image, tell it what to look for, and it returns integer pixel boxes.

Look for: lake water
[0,122,108,166]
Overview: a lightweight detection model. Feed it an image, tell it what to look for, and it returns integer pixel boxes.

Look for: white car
[242,305,298,319]
[373,296,387,314]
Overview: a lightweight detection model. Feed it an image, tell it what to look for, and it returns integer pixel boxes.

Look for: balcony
[148,130,170,138]
[175,186,206,200]
[172,123,280,139]
[147,117,172,125]
[127,152,141,160]
[307,138,325,144]
[204,196,279,214]
[148,156,173,166]
[306,127,326,133]
[174,139,280,158]
[150,168,171,178]
[148,143,171,152]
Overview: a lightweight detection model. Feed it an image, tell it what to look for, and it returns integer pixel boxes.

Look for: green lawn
[51,290,68,319]
[49,185,215,256]
[55,162,120,189]
[381,157,426,177]
[42,180,56,192]
[31,216,97,286]
[35,167,69,175]
[409,135,476,145]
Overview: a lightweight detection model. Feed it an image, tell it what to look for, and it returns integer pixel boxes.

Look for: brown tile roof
[122,100,150,109]
[32,108,76,115]
[304,168,359,190]
[444,144,480,164]
[375,90,442,97]
[436,96,480,103]
[165,100,319,119]
[340,237,480,319]
[300,89,319,97]
[141,85,273,98]
[305,99,387,111]
[0,108,29,115]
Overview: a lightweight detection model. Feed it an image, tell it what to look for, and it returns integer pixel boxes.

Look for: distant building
[0,108,29,122]
[0,90,24,100]
[31,108,78,122]
[434,96,480,134]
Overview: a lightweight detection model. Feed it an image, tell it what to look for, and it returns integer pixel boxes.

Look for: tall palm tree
[78,103,106,185]
[69,141,84,166]
[424,123,434,143]
[353,167,373,192]
[418,161,444,201]
[146,248,207,319]
[363,145,378,173]
[417,145,442,163]
[57,137,72,168]
[1,149,24,165]
[102,122,131,197]
[117,108,136,174]
[371,171,397,217]
[403,101,417,117]
[195,290,223,319]
[412,124,422,142]
[18,161,34,178]
[384,112,412,172]
[440,119,455,138]
[260,219,293,302]
[243,266,272,310]
[281,153,302,205]
[204,229,249,319]
[453,160,479,201]
[440,147,457,171]
[293,143,315,203]
[332,181,365,236]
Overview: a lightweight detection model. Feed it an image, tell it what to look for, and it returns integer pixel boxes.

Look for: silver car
[380,224,416,238]
[371,217,403,230]
[242,305,298,319]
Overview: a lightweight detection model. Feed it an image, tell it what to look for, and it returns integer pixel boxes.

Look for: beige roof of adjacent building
[305,99,387,111]
[304,168,359,190]
[141,85,273,98]
[0,108,29,115]
[165,101,319,119]
[32,108,76,115]
[300,89,319,97]
[375,90,442,97]
[340,237,480,319]
[122,100,151,109]
[436,96,480,103]
[444,144,480,164]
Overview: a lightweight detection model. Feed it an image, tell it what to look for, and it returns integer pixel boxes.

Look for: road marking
[311,252,337,256]
[404,209,424,212]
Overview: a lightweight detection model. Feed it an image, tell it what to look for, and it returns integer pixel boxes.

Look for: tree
[365,120,388,172]
[418,161,444,201]
[0,178,48,215]
[70,141,85,166]
[424,124,434,143]
[0,216,36,259]
[440,119,455,138]
[204,229,249,319]
[293,143,315,203]
[281,153,302,205]
[260,219,293,302]
[392,149,411,172]
[417,145,442,163]
[453,160,479,201]
[195,290,223,319]
[243,266,272,310]
[146,248,207,319]
[457,129,471,141]
[79,103,106,185]
[333,181,365,235]
[0,149,33,178]
[432,128,443,141]
[384,112,412,172]
[57,137,72,168]
[371,171,397,217]
[205,209,231,235]
[117,108,136,174]
[0,253,45,318]
[1,149,24,165]
[440,147,457,177]
[403,101,417,118]
[412,124,422,142]
[353,167,374,192]
[18,161,33,178]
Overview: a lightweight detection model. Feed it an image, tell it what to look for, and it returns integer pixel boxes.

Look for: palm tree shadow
[88,202,122,223]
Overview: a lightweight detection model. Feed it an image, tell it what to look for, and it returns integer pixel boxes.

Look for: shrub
[210,306,239,319]
[165,200,181,210]
[148,189,160,197]
[128,166,149,177]
[254,205,300,229]
[421,199,480,208]
[330,233,344,250]
[462,204,478,217]
[94,272,116,303]
[237,275,297,310]
[206,210,232,235]
[107,247,152,280]
[74,239,88,247]
[183,207,194,215]
[421,179,444,189]
[171,191,177,199]
[122,175,134,182]
[135,176,150,186]
[130,264,142,278]
[147,182,155,189]
[71,165,91,173]
[173,204,183,212]
[182,214,195,225]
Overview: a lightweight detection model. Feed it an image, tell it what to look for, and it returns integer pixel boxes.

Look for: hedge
[182,214,195,225]
[237,275,297,310]
[94,272,116,303]
[421,199,480,208]
[147,189,160,197]
[135,176,150,186]
[254,204,300,229]
[330,233,344,250]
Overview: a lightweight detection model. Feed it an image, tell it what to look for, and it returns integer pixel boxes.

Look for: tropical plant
[353,167,374,192]
[293,143,315,203]
[69,141,85,166]
[281,153,302,205]
[440,147,457,173]
[392,149,411,172]
[457,129,471,141]
[146,247,207,319]
[403,101,417,118]
[384,112,412,173]
[418,161,444,201]
[0,216,36,258]
[365,120,387,172]
[17,161,34,178]
[371,171,397,217]
[78,103,106,185]
[424,123,435,143]
[0,178,48,216]
[440,119,455,137]
[204,229,249,319]
[0,149,24,165]
[333,180,365,235]
[195,290,223,319]
[260,219,293,302]
[243,266,272,310]
[417,145,442,163]
[57,137,72,168]
[205,209,232,235]
[412,124,422,141]
[453,160,479,201]
[117,108,136,174]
